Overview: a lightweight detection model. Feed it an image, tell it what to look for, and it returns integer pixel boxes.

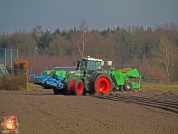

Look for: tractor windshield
[87,60,102,71]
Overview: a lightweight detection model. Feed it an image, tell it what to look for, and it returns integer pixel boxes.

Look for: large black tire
[88,81,95,95]
[124,82,133,91]
[74,80,84,95]
[66,79,75,95]
[94,74,113,95]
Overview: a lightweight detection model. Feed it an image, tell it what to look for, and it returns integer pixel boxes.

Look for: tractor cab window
[87,61,102,71]
[96,61,102,70]
[78,60,86,70]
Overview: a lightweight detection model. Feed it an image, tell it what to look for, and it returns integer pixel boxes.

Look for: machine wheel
[43,85,48,89]
[94,74,113,95]
[74,80,84,95]
[43,83,51,89]
[124,82,133,91]
[53,88,60,95]
[66,79,75,95]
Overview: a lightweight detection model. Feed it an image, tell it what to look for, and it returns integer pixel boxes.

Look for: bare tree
[76,20,88,57]
[31,23,43,40]
[152,35,176,83]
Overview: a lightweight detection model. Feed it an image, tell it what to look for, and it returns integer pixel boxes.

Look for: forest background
[0,22,178,83]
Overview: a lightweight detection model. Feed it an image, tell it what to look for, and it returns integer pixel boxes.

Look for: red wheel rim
[77,81,83,95]
[69,81,75,93]
[96,77,111,94]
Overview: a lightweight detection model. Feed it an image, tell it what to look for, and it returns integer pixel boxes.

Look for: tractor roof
[82,56,103,62]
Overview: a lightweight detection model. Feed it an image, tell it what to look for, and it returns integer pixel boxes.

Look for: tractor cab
[77,56,104,74]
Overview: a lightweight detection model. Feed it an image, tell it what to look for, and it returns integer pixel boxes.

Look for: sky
[0,0,178,33]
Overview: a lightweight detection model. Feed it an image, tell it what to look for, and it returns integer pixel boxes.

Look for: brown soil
[0,89,178,134]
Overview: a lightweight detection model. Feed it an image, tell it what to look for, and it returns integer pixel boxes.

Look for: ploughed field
[0,88,178,134]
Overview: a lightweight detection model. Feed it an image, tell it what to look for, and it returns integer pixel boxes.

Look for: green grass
[28,83,42,91]
[142,82,178,92]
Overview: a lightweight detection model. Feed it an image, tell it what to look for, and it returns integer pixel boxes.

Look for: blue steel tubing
[43,76,65,89]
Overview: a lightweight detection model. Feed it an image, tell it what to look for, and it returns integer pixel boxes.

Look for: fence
[0,48,18,68]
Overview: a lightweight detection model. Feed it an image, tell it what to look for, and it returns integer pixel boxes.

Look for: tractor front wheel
[66,79,75,95]
[94,74,113,95]
[74,80,84,95]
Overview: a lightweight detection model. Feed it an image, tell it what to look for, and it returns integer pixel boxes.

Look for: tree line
[0,22,178,83]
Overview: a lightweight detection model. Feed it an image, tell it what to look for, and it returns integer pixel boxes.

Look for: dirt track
[0,89,178,134]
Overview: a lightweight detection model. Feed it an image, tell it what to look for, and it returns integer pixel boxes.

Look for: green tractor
[53,56,113,95]
[51,56,142,95]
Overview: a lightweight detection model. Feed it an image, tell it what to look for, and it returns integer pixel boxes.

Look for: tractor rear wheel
[94,74,113,95]
[66,79,75,95]
[124,82,133,91]
[74,80,84,95]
